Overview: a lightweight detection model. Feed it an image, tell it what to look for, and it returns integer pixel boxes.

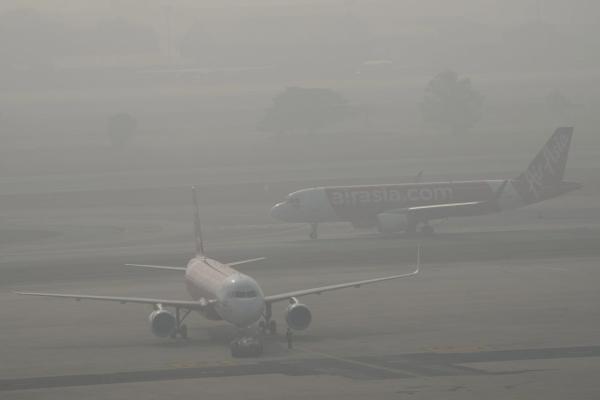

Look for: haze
[1,1,599,399]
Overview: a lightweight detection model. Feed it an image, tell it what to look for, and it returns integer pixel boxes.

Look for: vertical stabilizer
[513,127,573,204]
[192,187,205,256]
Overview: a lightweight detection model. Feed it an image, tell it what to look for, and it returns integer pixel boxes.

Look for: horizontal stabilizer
[125,264,186,272]
[228,257,266,267]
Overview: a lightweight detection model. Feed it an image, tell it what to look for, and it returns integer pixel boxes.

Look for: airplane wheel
[179,324,188,339]
[268,320,277,335]
[309,231,317,239]
[258,320,266,333]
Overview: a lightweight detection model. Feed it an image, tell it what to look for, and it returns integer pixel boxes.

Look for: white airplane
[16,188,419,356]
[270,127,580,238]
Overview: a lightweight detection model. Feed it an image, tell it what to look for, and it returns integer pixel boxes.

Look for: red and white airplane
[271,127,580,238]
[16,189,419,355]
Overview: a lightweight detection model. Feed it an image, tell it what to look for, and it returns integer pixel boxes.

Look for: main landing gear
[258,320,277,335]
[309,223,318,239]
[170,307,191,339]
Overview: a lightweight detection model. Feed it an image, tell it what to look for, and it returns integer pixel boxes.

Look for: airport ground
[1,165,600,399]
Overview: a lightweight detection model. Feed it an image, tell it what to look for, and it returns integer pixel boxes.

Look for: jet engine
[148,309,177,338]
[376,213,409,234]
[285,301,312,331]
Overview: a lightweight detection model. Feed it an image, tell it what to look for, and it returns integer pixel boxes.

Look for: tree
[107,113,137,148]
[259,87,351,135]
[421,70,483,135]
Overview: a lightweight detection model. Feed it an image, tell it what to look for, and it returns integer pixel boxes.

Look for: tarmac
[1,170,600,399]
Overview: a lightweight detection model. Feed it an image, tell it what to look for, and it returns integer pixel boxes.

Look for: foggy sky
[1,0,599,178]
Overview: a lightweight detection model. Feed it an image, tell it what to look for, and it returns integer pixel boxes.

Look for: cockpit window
[232,290,257,298]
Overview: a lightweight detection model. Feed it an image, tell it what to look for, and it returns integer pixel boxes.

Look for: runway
[1,172,600,399]
[3,344,600,392]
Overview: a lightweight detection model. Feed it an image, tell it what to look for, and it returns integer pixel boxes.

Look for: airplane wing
[228,257,266,267]
[125,264,186,271]
[400,180,509,221]
[406,201,488,220]
[124,257,265,271]
[264,247,420,304]
[14,291,209,310]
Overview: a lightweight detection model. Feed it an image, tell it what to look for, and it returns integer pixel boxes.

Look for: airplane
[270,127,580,239]
[15,188,420,357]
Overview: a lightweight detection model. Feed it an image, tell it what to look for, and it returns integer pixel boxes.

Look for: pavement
[1,170,600,399]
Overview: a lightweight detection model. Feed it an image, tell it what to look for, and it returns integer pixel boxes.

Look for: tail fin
[192,186,205,256]
[513,127,573,204]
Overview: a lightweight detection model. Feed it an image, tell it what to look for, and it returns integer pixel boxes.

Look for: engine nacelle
[376,213,409,234]
[148,309,176,338]
[285,302,312,331]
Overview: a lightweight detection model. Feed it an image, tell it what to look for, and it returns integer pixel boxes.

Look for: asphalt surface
[1,172,600,399]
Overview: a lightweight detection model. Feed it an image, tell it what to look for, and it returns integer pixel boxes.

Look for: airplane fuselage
[270,127,580,235]
[271,179,525,226]
[185,256,265,328]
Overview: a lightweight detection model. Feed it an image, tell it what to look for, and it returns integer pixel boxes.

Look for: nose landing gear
[258,320,277,335]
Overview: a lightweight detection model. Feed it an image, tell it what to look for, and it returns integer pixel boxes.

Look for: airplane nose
[230,299,265,328]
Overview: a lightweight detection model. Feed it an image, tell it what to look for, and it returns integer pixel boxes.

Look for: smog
[1,1,599,398]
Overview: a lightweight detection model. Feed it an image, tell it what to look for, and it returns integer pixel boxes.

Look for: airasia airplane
[16,189,419,356]
[271,127,580,238]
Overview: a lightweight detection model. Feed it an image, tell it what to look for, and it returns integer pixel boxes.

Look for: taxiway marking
[294,346,422,378]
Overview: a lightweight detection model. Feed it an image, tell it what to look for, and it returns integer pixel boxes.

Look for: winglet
[192,186,205,256]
